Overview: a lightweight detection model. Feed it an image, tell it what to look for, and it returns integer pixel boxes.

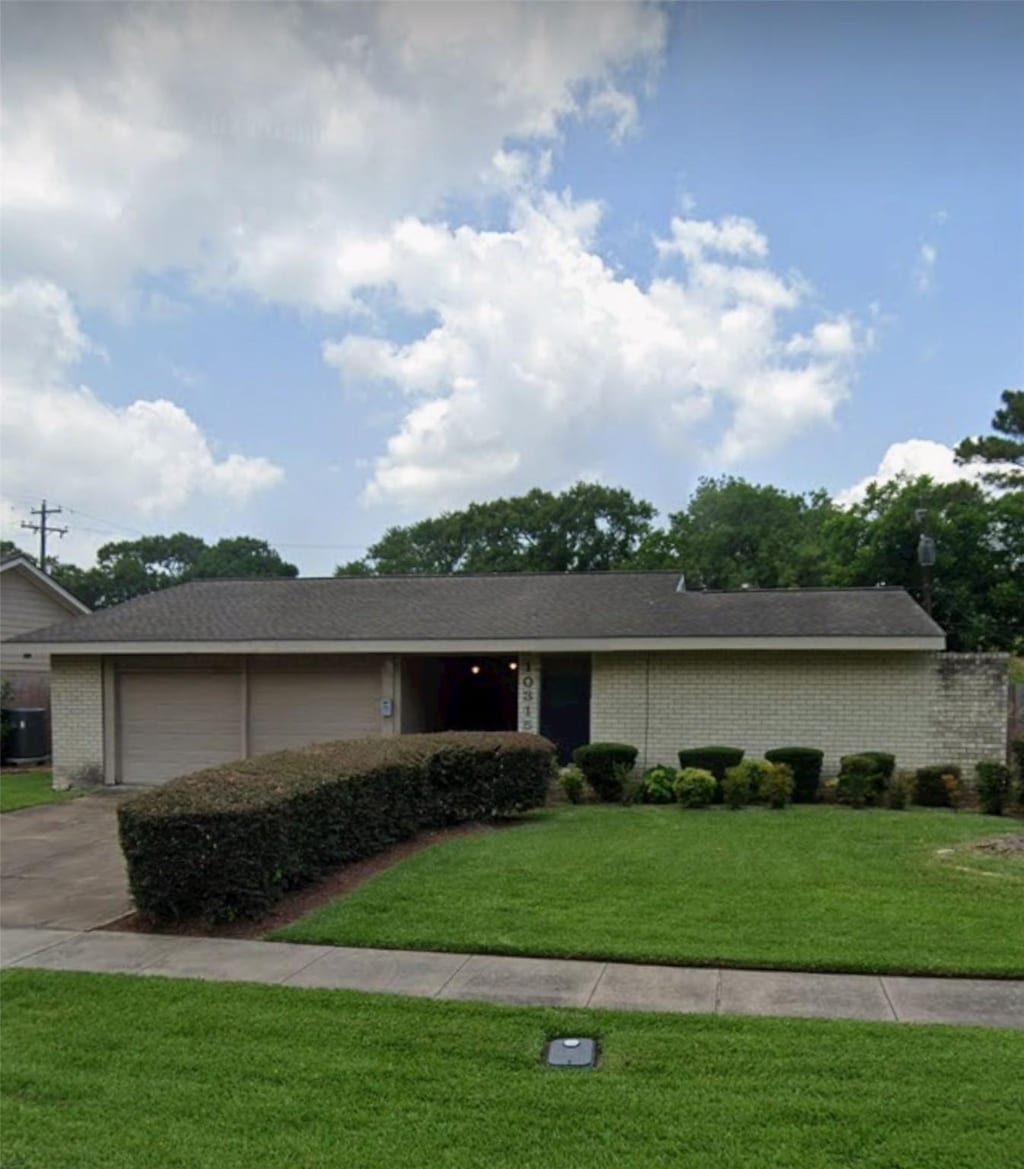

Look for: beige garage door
[118,670,242,785]
[248,657,380,755]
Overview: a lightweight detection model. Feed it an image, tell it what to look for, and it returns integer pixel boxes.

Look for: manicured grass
[275,805,1024,976]
[3,970,1022,1169]
[0,770,79,814]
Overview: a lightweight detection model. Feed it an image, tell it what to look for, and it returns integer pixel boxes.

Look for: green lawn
[0,770,79,814]
[275,805,1024,976]
[3,970,1021,1169]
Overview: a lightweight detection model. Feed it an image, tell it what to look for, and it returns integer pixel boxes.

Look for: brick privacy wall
[590,650,1009,777]
[50,656,104,789]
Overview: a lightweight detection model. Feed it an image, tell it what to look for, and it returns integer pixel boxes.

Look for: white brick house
[5,572,1008,788]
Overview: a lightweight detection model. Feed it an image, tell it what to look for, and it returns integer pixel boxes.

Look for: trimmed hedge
[975,760,1013,816]
[677,746,744,782]
[118,732,554,924]
[573,742,638,802]
[764,747,823,803]
[914,764,962,808]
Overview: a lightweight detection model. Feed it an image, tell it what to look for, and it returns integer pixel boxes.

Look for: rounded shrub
[573,742,638,803]
[764,747,823,803]
[837,753,886,808]
[559,765,586,805]
[886,772,915,810]
[760,762,795,809]
[914,765,961,808]
[638,765,678,804]
[721,764,752,810]
[975,760,1012,816]
[674,767,717,808]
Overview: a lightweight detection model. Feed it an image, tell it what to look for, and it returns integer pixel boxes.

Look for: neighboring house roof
[5,572,945,652]
[0,554,91,618]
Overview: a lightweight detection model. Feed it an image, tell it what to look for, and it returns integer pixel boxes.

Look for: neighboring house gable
[1,555,90,706]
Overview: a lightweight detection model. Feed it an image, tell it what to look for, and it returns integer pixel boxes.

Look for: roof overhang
[10,635,947,655]
[0,557,90,615]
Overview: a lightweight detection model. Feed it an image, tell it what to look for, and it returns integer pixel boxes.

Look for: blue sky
[2,2,1021,574]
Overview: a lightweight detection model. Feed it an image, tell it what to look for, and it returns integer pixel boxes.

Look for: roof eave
[10,634,948,655]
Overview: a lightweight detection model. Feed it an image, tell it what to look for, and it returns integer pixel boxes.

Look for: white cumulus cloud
[323,196,863,509]
[0,280,283,561]
[835,438,986,506]
[1,2,666,310]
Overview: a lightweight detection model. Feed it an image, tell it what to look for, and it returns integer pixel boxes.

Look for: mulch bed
[100,819,524,940]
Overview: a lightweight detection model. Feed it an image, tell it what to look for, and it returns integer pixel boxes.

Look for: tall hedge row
[118,732,554,924]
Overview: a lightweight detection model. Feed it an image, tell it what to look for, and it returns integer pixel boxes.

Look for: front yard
[2,969,1021,1169]
[0,770,79,814]
[275,805,1024,977]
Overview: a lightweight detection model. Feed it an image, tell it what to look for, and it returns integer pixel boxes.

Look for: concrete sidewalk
[2,927,1021,1029]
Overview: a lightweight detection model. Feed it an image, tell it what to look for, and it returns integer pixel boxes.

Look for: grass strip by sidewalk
[0,771,79,814]
[274,804,1024,977]
[2,969,1022,1169]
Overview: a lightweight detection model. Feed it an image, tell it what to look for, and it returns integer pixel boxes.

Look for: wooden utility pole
[21,500,68,573]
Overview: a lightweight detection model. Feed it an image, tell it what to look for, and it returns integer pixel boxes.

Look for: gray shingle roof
[5,573,944,645]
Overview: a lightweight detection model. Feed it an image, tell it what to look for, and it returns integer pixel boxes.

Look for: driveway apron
[1,793,134,930]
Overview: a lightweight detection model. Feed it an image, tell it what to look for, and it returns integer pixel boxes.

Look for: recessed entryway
[401,656,519,733]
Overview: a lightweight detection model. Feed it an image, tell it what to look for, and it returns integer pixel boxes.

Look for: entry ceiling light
[470,664,481,675]
[508,661,518,671]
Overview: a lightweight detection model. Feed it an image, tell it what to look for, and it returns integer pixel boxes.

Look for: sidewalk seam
[432,953,473,998]
[4,929,84,967]
[713,967,723,1015]
[276,945,337,986]
[878,977,900,1022]
[584,963,608,1007]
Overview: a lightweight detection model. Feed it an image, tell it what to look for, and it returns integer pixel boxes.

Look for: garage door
[248,657,380,755]
[118,670,242,785]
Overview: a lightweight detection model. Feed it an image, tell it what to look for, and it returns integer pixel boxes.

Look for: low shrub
[764,747,823,803]
[721,765,752,810]
[572,742,639,802]
[841,752,896,782]
[678,746,744,781]
[638,765,678,805]
[119,732,554,924]
[760,762,795,809]
[724,759,771,802]
[914,765,962,808]
[674,767,717,808]
[837,754,886,808]
[886,772,916,811]
[975,760,1013,816]
[559,765,586,805]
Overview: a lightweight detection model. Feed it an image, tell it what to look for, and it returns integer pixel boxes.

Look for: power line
[20,500,69,572]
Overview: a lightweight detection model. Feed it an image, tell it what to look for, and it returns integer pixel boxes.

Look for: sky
[1,1,1021,576]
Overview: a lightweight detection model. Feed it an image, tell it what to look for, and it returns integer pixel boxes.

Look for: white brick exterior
[50,656,105,789]
[591,650,1008,777]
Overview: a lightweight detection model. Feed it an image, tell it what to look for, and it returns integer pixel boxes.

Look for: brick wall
[591,650,1008,777]
[50,656,104,789]
[930,653,1009,770]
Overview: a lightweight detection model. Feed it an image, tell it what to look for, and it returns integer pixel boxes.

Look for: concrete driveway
[1,792,134,930]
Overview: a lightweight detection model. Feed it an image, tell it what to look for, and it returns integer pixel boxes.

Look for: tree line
[4,391,1020,652]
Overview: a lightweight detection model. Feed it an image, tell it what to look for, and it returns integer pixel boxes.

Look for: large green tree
[51,533,297,609]
[955,389,1023,488]
[336,483,656,576]
[821,475,1023,651]
[631,477,837,589]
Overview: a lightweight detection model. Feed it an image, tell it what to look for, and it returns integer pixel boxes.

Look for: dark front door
[540,656,591,764]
